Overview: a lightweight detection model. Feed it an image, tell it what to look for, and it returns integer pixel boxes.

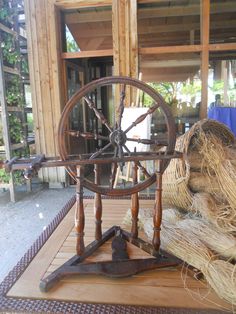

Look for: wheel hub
[109,129,127,146]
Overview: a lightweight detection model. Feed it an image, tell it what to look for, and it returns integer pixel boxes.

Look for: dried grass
[196,133,236,209]
[142,212,236,306]
[122,207,236,306]
[189,172,222,195]
[192,192,236,233]
[161,119,236,231]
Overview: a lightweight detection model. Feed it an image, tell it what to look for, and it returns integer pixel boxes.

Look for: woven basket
[162,119,235,210]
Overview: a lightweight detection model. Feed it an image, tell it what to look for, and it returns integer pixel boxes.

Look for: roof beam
[138,1,236,19]
[55,0,112,10]
[141,59,201,68]
[62,49,113,58]
[65,1,236,24]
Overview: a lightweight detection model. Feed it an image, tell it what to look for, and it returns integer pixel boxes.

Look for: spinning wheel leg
[153,160,163,253]
[94,164,102,240]
[75,166,85,255]
[131,162,139,239]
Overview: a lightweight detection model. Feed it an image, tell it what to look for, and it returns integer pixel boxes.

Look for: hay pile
[123,119,236,307]
[162,119,236,232]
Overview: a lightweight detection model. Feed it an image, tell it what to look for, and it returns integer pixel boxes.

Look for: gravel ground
[0,182,75,282]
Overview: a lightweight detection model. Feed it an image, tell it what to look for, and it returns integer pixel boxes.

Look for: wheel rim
[58,76,176,196]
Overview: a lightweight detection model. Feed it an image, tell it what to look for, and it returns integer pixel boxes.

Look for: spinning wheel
[3,76,182,292]
[58,76,176,195]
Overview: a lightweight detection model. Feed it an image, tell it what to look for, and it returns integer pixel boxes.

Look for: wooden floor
[8,198,230,310]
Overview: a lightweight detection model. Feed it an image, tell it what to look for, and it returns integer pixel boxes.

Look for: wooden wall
[24,0,65,183]
[24,0,236,183]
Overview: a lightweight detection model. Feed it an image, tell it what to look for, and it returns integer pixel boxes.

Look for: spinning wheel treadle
[2,76,182,292]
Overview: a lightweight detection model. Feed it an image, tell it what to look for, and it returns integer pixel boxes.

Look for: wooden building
[24,0,236,183]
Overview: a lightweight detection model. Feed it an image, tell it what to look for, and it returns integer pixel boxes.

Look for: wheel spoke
[126,137,168,146]
[117,84,126,128]
[67,130,109,141]
[124,104,159,134]
[110,163,118,188]
[83,96,113,133]
[110,146,118,187]
[89,142,112,159]
[123,145,151,178]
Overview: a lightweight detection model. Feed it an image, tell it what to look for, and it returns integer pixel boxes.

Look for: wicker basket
[162,119,235,210]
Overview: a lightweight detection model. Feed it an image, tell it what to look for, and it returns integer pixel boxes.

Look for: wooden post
[94,164,102,240]
[24,0,65,183]
[200,0,210,119]
[131,162,139,239]
[75,166,85,255]
[0,34,15,202]
[112,0,138,111]
[152,160,163,253]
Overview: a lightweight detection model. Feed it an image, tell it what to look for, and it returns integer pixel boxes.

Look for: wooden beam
[138,1,236,19]
[129,0,138,79]
[209,43,236,51]
[141,59,201,68]
[0,22,17,35]
[65,10,112,24]
[200,0,210,120]
[112,0,138,78]
[142,73,193,82]
[61,49,113,59]
[139,45,202,55]
[55,0,112,10]
[0,32,15,201]
[138,20,236,36]
[67,19,236,39]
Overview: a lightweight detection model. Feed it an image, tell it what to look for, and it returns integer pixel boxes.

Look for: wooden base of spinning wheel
[40,225,181,292]
[40,161,181,292]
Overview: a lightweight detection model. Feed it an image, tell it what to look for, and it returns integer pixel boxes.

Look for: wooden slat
[25,0,66,183]
[138,1,236,19]
[55,0,112,9]
[62,49,113,59]
[209,43,236,51]
[7,198,231,310]
[200,0,210,120]
[0,22,17,35]
[139,45,202,55]
[0,106,22,112]
[3,66,20,76]
[0,32,15,201]
[129,0,138,79]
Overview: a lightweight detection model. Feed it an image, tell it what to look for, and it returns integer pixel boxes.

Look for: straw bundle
[142,214,236,306]
[192,192,236,233]
[159,119,236,230]
[189,172,222,195]
[177,218,236,260]
[196,133,236,209]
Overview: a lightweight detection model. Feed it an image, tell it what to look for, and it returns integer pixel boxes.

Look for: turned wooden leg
[94,164,102,240]
[131,162,139,239]
[75,166,85,255]
[153,160,163,253]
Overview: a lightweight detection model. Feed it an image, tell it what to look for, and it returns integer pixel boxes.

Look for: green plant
[9,114,23,143]
[0,0,17,26]
[144,82,181,107]
[1,32,21,67]
[6,78,24,107]
[21,57,29,74]
[0,169,25,185]
[66,26,80,52]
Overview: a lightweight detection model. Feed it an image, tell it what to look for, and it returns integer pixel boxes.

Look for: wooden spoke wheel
[58,76,176,196]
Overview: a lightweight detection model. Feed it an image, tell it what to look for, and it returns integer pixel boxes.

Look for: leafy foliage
[1,32,21,67]
[0,0,17,26]
[6,76,24,107]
